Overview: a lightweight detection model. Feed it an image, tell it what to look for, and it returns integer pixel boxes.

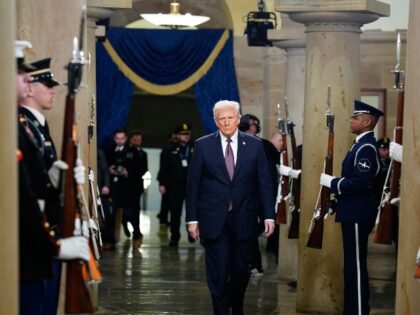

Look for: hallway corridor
[95,208,397,315]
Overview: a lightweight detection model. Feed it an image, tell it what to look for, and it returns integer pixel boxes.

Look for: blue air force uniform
[329,101,383,315]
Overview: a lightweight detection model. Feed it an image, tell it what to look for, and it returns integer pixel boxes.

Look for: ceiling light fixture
[140,1,210,28]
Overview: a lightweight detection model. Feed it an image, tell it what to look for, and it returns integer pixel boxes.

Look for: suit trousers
[341,222,374,315]
[203,212,254,315]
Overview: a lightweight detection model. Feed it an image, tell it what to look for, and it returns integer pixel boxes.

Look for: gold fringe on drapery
[103,30,230,96]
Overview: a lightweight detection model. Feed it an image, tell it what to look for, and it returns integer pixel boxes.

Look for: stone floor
[95,209,397,315]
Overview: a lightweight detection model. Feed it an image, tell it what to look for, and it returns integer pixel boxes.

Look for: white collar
[21,105,46,126]
[355,130,373,143]
[219,129,239,143]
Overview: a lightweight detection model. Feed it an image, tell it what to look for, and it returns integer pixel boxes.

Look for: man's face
[28,82,56,111]
[130,134,142,148]
[114,132,127,146]
[247,118,258,136]
[378,147,389,159]
[215,107,240,138]
[350,114,370,135]
[271,132,283,150]
[16,70,31,102]
[177,133,191,144]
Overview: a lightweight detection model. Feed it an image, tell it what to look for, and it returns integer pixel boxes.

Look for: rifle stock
[60,10,95,313]
[287,120,301,239]
[374,90,404,244]
[306,87,334,249]
[275,103,289,224]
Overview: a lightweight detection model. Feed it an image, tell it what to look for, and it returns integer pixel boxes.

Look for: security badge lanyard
[180,144,190,168]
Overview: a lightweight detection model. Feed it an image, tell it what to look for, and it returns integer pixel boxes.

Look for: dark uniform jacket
[330,131,380,223]
[118,145,148,208]
[158,142,194,190]
[19,106,62,235]
[18,116,59,281]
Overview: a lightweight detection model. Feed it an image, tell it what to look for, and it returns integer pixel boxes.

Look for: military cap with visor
[351,100,384,118]
[29,58,61,88]
[174,123,191,135]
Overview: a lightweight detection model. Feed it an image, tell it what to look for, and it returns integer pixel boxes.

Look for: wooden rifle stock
[275,109,289,224]
[374,90,404,244]
[307,89,334,249]
[60,12,95,313]
[287,120,301,239]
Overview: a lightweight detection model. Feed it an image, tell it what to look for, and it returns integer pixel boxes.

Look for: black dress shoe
[287,281,297,288]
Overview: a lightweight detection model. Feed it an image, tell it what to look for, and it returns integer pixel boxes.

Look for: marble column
[0,1,18,313]
[271,38,306,282]
[395,0,420,313]
[277,1,389,312]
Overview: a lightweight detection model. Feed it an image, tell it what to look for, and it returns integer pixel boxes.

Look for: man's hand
[390,141,403,162]
[264,219,275,237]
[101,186,110,195]
[320,173,335,188]
[74,158,86,185]
[187,222,200,241]
[279,165,301,179]
[159,185,166,194]
[48,160,69,188]
[58,236,89,261]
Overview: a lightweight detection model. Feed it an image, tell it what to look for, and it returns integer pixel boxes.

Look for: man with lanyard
[158,123,195,247]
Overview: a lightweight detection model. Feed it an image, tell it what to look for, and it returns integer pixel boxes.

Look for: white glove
[88,169,95,182]
[390,142,403,162]
[74,158,86,185]
[320,173,335,188]
[58,236,89,261]
[279,165,302,179]
[416,247,420,266]
[390,197,400,206]
[48,160,69,188]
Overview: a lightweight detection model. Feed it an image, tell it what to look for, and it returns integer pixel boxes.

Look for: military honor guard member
[319,100,383,315]
[15,42,89,315]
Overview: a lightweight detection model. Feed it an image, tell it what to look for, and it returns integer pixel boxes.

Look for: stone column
[395,0,420,313]
[271,36,306,283]
[0,1,18,313]
[277,1,389,312]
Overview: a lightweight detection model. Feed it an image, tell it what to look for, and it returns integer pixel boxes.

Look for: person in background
[156,132,178,226]
[158,123,195,247]
[186,100,275,315]
[119,131,148,253]
[238,114,279,276]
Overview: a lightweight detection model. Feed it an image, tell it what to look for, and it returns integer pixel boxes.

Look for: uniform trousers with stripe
[341,222,374,315]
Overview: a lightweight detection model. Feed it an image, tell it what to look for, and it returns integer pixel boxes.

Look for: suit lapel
[233,132,247,181]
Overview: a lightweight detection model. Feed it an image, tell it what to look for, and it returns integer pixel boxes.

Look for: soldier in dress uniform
[319,100,383,315]
[15,43,89,315]
[19,58,70,314]
[158,123,195,247]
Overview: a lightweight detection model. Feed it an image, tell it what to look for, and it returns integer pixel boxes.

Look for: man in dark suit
[186,100,275,315]
[319,100,383,315]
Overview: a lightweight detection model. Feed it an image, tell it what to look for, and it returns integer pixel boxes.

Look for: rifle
[373,33,404,245]
[60,8,97,313]
[275,101,289,224]
[285,99,301,239]
[306,86,334,249]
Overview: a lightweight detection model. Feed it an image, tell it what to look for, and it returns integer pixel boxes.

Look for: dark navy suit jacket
[186,131,275,241]
[331,131,380,223]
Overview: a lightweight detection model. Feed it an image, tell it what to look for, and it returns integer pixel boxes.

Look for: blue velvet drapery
[96,28,240,147]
